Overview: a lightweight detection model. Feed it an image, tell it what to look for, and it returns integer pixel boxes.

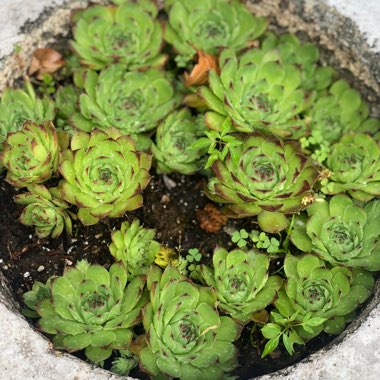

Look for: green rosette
[201,248,282,324]
[71,0,166,70]
[206,134,318,218]
[152,109,207,175]
[0,121,60,187]
[165,0,267,67]
[59,128,152,225]
[139,265,242,380]
[322,133,380,201]
[23,260,148,363]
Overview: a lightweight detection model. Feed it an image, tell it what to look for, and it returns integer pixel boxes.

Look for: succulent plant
[23,260,148,363]
[140,265,241,379]
[306,80,375,144]
[0,121,60,187]
[111,349,138,376]
[0,79,55,153]
[200,49,306,138]
[109,219,160,277]
[71,1,166,70]
[261,33,336,91]
[59,128,151,226]
[274,255,374,338]
[70,65,179,149]
[201,248,282,324]
[152,109,207,175]
[165,0,267,67]
[55,85,79,132]
[206,134,318,220]
[321,133,380,201]
[291,195,380,271]
[15,184,73,238]
[22,279,52,318]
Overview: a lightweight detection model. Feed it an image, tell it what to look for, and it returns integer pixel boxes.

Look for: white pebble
[37,266,45,272]
[23,272,30,278]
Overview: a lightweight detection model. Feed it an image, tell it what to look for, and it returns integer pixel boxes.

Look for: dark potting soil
[0,170,338,379]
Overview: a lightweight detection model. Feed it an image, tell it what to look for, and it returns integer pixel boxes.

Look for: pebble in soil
[0,171,335,379]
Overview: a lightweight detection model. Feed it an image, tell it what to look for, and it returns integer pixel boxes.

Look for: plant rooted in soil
[0,0,380,379]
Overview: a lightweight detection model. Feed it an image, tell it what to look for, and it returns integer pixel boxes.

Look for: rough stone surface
[0,1,379,379]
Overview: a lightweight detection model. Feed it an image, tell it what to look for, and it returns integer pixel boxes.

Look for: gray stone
[0,1,379,379]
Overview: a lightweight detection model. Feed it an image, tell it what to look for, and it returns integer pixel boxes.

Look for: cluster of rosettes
[0,0,378,378]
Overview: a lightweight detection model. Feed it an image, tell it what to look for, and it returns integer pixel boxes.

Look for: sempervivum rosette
[70,65,180,148]
[0,80,55,153]
[164,0,267,67]
[23,260,148,363]
[206,134,318,225]
[261,33,336,92]
[274,255,374,338]
[0,121,60,187]
[71,0,166,70]
[201,248,282,324]
[200,49,306,138]
[322,133,380,201]
[306,80,377,144]
[15,184,73,238]
[291,195,380,271]
[109,219,160,277]
[151,109,207,175]
[59,128,151,226]
[140,266,242,380]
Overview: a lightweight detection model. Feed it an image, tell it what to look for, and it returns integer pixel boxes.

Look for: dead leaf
[196,203,228,233]
[28,48,65,79]
[184,50,219,87]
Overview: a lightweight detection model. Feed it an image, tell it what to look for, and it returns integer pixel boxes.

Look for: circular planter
[0,1,379,379]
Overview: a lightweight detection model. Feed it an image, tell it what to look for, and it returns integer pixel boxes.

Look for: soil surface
[0,170,336,379]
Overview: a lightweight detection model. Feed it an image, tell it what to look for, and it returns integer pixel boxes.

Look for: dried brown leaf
[184,50,219,87]
[196,203,228,233]
[28,48,65,79]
